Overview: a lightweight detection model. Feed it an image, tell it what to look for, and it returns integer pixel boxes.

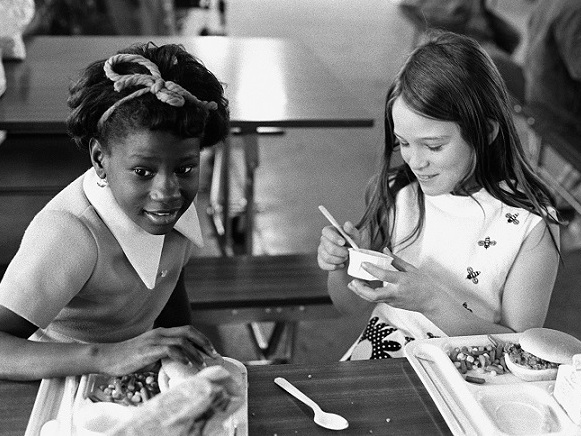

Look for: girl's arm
[154,270,193,328]
[498,220,560,332]
[0,304,218,381]
[0,306,102,380]
[318,222,374,316]
[323,174,391,316]
[430,220,560,335]
[350,220,560,336]
[327,269,375,316]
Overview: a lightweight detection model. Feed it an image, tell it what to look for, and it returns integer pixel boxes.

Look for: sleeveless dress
[344,183,543,360]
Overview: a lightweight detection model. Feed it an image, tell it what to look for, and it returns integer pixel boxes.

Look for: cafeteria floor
[185,0,581,364]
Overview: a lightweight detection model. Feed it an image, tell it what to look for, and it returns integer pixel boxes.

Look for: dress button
[160,270,168,278]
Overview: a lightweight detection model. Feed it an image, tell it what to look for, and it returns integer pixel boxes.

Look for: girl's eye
[134,168,154,178]
[176,165,196,175]
[395,138,408,148]
[427,144,444,152]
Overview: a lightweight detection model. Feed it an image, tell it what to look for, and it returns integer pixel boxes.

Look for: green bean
[465,375,485,384]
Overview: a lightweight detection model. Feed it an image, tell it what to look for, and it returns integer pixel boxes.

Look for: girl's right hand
[317,221,361,271]
[97,326,221,376]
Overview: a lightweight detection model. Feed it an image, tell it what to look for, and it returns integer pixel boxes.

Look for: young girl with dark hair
[0,42,229,379]
[317,31,561,360]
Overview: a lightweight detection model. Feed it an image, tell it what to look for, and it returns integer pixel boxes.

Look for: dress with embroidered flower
[344,182,544,360]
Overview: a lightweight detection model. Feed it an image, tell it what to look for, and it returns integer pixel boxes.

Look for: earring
[96,176,108,188]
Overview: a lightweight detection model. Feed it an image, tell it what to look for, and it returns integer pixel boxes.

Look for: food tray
[24,357,248,436]
[404,333,581,436]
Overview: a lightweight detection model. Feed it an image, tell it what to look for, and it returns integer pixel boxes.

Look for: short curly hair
[67,42,229,151]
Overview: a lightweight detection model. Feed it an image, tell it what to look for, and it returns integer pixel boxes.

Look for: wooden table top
[0,359,450,435]
[0,35,374,134]
[248,359,451,435]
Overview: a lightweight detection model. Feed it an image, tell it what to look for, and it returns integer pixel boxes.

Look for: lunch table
[0,358,451,435]
[0,35,374,254]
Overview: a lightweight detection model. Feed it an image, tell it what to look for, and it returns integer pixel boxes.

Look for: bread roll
[159,358,201,391]
[520,328,581,364]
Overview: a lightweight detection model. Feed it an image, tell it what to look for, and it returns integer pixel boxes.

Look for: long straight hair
[358,31,559,252]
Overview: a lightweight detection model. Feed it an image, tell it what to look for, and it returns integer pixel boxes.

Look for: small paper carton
[553,354,581,425]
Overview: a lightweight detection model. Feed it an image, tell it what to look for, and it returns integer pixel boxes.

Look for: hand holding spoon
[274,377,349,431]
[318,205,360,250]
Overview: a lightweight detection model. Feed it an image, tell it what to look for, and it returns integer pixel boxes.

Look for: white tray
[24,357,248,436]
[404,333,581,436]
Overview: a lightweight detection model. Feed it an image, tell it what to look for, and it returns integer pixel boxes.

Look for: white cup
[347,248,395,281]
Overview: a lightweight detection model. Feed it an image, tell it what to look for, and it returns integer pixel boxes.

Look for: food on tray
[504,343,558,370]
[88,354,223,405]
[106,365,243,436]
[503,328,581,382]
[448,343,509,380]
[464,375,486,384]
[87,371,161,405]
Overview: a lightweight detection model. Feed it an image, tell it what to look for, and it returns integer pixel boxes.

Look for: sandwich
[504,328,581,381]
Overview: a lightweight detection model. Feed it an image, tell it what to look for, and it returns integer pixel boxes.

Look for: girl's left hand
[347,252,438,314]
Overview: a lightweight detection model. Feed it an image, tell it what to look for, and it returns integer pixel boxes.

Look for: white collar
[83,168,203,289]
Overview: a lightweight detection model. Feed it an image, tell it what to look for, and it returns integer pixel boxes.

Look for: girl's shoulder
[27,173,99,249]
[493,181,556,218]
[394,180,420,200]
[44,173,91,215]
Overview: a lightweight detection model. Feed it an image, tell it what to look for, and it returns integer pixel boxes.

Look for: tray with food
[25,357,248,436]
[404,329,581,436]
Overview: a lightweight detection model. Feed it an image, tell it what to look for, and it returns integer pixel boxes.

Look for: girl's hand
[97,326,221,376]
[346,251,439,314]
[317,222,361,271]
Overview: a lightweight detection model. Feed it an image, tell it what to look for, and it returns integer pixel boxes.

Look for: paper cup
[347,248,395,281]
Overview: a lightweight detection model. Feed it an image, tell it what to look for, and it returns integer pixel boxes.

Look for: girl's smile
[144,209,181,226]
[392,97,476,196]
[91,129,201,235]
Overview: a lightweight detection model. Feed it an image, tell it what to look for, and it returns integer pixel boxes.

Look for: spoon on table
[318,205,360,250]
[274,377,349,431]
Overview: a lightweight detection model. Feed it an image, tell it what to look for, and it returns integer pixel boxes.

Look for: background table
[0,359,450,435]
[0,35,374,254]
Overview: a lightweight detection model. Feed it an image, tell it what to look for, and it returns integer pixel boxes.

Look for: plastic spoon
[274,377,349,431]
[318,205,360,250]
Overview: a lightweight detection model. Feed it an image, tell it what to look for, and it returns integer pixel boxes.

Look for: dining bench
[184,253,341,364]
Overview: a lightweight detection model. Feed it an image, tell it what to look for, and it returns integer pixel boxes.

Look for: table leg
[241,131,259,254]
[210,131,259,255]
[246,321,297,364]
[220,136,233,255]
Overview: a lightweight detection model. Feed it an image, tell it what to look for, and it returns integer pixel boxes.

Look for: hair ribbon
[97,53,218,129]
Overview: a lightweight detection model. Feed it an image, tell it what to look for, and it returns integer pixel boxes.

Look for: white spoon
[318,205,360,250]
[274,377,349,431]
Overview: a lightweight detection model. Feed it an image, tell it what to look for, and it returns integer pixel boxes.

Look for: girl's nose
[150,174,180,202]
[404,146,429,170]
